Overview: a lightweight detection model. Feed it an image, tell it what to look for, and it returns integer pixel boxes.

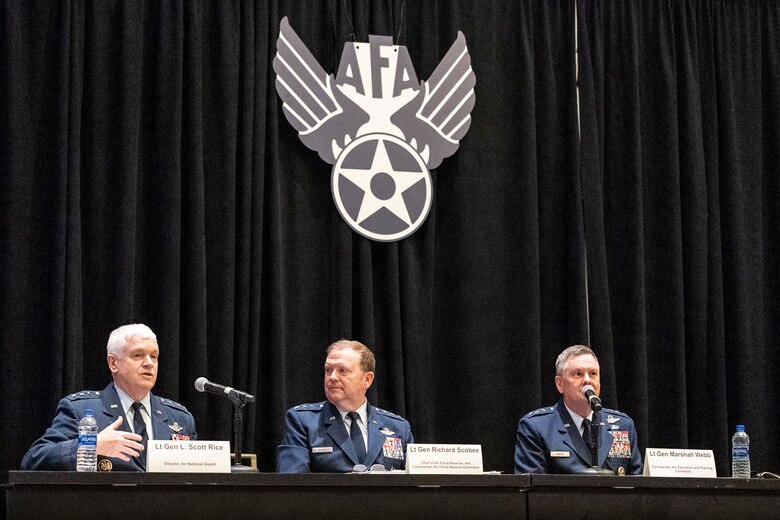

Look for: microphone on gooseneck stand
[194,377,255,404]
[581,385,602,412]
[575,385,614,475]
[194,377,258,473]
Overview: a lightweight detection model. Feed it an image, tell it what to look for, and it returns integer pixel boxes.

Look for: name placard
[147,440,231,473]
[405,443,483,474]
[643,448,717,478]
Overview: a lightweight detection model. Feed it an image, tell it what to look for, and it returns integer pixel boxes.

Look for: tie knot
[132,402,144,412]
[347,411,360,423]
[582,418,591,427]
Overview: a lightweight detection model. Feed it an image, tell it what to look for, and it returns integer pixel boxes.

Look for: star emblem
[274,18,475,242]
[337,137,427,227]
[332,134,431,241]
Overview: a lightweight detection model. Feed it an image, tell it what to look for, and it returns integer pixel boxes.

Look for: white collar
[114,384,152,416]
[564,400,593,433]
[337,399,369,426]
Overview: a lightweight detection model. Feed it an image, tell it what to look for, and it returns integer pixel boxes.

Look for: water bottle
[731,424,750,478]
[76,409,98,472]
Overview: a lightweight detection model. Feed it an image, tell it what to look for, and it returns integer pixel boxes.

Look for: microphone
[194,377,255,404]
[581,385,602,412]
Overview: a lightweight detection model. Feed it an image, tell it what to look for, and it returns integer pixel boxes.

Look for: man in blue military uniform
[22,323,197,472]
[514,345,643,475]
[277,340,413,472]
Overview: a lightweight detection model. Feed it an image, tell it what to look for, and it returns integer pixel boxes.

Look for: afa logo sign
[274,17,476,242]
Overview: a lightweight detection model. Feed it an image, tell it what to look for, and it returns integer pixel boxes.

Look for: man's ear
[108,354,118,373]
[364,371,375,388]
[554,375,563,394]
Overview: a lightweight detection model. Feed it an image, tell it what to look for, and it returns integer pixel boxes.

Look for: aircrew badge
[379,427,395,436]
[383,437,404,460]
[98,459,113,472]
[169,422,183,433]
[607,414,619,424]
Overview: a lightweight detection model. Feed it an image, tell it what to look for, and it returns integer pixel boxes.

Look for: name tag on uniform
[312,447,333,454]
[550,451,570,458]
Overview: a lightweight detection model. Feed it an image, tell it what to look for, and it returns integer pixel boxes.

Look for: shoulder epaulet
[374,407,405,421]
[66,390,103,401]
[159,397,189,412]
[291,402,326,412]
[523,406,557,419]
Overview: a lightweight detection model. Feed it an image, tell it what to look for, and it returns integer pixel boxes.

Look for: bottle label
[732,447,749,458]
[79,433,97,447]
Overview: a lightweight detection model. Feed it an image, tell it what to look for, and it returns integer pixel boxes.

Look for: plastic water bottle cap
[85,409,94,416]
[736,424,745,432]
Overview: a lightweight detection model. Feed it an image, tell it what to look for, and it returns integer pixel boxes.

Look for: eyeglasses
[351,464,387,472]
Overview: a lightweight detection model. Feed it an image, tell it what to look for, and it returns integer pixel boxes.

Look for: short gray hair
[106,323,157,357]
[555,345,598,375]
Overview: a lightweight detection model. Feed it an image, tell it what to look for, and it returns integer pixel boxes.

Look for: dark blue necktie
[132,402,148,467]
[582,418,593,458]
[347,411,366,464]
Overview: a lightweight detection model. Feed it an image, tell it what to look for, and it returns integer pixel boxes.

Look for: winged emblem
[273,16,476,241]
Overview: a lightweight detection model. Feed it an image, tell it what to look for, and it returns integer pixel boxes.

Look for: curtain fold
[1,0,583,473]
[578,0,780,474]
[5,0,777,477]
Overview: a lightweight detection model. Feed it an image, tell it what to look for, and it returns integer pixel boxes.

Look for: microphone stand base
[231,463,259,473]
[576,467,615,475]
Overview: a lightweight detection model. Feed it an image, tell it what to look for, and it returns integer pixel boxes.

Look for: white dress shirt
[115,386,153,439]
[337,400,369,450]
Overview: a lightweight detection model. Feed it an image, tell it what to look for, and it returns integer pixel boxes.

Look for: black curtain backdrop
[0,0,775,477]
[578,0,780,475]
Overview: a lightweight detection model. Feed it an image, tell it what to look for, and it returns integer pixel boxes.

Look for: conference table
[5,471,780,519]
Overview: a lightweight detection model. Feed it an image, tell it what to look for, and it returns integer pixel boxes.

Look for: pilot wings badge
[274,17,476,241]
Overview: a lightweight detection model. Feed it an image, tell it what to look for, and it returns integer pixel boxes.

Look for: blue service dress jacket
[21,382,197,472]
[514,399,643,475]
[276,401,414,473]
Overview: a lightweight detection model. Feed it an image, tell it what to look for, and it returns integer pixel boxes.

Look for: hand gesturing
[96,416,144,461]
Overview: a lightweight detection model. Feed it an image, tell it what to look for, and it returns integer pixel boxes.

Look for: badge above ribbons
[274,17,476,241]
